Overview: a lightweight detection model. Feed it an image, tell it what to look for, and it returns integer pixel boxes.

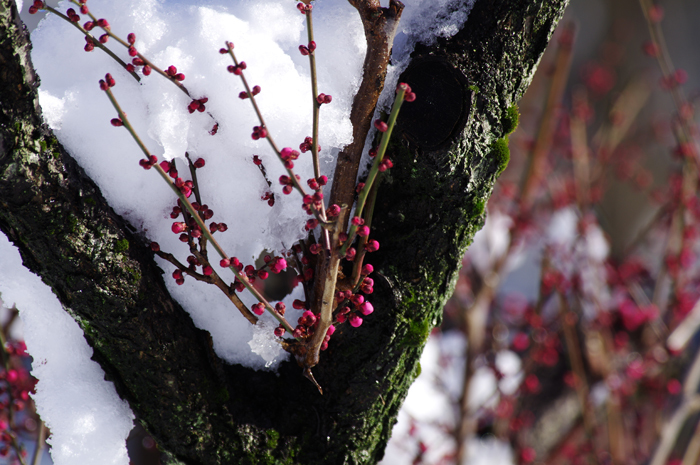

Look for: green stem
[340,87,406,255]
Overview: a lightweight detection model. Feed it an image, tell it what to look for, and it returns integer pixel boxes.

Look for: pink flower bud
[252,85,261,95]
[318,175,328,186]
[105,73,115,87]
[258,270,269,280]
[99,79,108,91]
[326,325,336,336]
[143,65,152,76]
[126,64,135,72]
[345,247,356,261]
[99,33,109,44]
[167,65,177,76]
[83,20,94,30]
[171,222,186,234]
[357,225,370,237]
[299,45,310,56]
[150,242,160,252]
[203,265,213,276]
[362,264,373,275]
[397,82,412,93]
[293,299,306,310]
[326,204,341,217]
[97,18,109,28]
[359,302,374,315]
[349,314,363,327]
[405,92,416,102]
[275,302,286,315]
[317,93,326,104]
[219,48,228,54]
[252,303,265,316]
[127,33,136,44]
[110,118,123,127]
[274,327,286,337]
[366,240,380,252]
[128,46,137,57]
[308,41,316,52]
[351,294,364,306]
[351,216,364,226]
[193,158,205,168]
[374,119,388,132]
[220,258,230,267]
[80,4,88,14]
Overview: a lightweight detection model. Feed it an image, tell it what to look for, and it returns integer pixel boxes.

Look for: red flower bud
[110,118,123,127]
[99,79,108,91]
[252,85,261,95]
[171,222,186,233]
[99,33,109,44]
[275,302,286,315]
[97,18,109,28]
[220,258,230,267]
[83,21,94,30]
[150,242,160,252]
[374,119,388,132]
[143,65,152,76]
[308,41,316,52]
[127,33,136,44]
[252,303,265,316]
[193,158,205,169]
[349,314,363,327]
[128,46,137,57]
[203,265,213,276]
[299,45,309,56]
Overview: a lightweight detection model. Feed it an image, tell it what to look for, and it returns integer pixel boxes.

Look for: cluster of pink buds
[65,7,80,22]
[397,82,417,102]
[299,41,316,56]
[188,97,208,113]
[239,85,261,100]
[279,147,300,168]
[299,136,321,153]
[27,0,44,14]
[166,65,185,81]
[296,2,313,14]
[227,61,247,76]
[251,125,268,140]
[306,175,327,190]
[316,93,332,105]
[129,57,151,75]
[279,174,301,195]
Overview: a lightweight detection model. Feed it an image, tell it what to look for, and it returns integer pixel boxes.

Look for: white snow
[0,234,134,465]
[3,0,478,462]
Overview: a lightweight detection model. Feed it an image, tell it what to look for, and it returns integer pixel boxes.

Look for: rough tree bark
[0,0,568,463]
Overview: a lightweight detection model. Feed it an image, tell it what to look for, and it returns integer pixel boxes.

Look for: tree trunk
[0,0,568,463]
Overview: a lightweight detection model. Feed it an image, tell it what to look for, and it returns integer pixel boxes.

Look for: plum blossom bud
[358,302,374,315]
[357,225,370,237]
[220,258,230,268]
[299,45,310,56]
[351,216,364,226]
[105,73,115,87]
[362,264,374,275]
[374,119,388,132]
[127,33,136,44]
[143,65,152,76]
[326,325,336,336]
[274,327,286,337]
[150,242,160,252]
[317,175,328,185]
[327,204,341,217]
[172,222,186,234]
[99,33,109,44]
[110,118,123,127]
[349,314,363,327]
[365,240,380,252]
[252,303,265,316]
[194,158,206,169]
[203,265,213,276]
[275,302,286,315]
[308,41,316,52]
[83,21,94,30]
[252,85,261,95]
[97,18,109,28]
